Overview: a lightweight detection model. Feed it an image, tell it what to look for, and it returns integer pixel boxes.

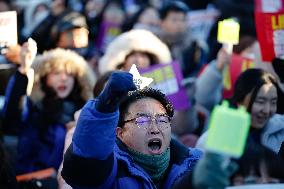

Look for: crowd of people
[0,0,283,188]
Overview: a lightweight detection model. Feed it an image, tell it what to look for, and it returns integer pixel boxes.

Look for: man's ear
[116,127,123,140]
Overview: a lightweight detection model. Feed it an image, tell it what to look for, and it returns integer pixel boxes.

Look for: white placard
[0,11,17,47]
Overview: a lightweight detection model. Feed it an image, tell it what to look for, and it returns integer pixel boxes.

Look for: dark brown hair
[231,69,278,112]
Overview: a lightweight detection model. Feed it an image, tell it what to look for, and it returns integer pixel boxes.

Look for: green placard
[205,101,250,158]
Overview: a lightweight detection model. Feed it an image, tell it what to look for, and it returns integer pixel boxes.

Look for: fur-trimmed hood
[30,48,96,103]
[98,29,172,75]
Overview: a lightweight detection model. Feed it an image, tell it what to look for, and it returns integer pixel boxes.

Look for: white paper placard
[0,11,17,47]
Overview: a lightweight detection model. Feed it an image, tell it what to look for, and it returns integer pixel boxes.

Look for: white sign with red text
[0,11,17,47]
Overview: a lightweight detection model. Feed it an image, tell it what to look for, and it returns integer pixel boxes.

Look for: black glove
[96,71,137,113]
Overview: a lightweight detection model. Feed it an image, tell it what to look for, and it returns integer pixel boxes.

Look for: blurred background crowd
[0,0,283,188]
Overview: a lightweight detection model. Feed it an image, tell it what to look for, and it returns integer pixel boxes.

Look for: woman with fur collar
[2,39,96,174]
[98,29,172,76]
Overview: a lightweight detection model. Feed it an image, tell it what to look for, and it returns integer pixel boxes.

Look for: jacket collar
[115,138,202,188]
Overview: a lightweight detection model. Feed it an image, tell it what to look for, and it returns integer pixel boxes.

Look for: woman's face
[46,70,75,99]
[123,52,151,71]
[243,83,278,129]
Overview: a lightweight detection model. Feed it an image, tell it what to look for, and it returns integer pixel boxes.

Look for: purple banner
[139,62,190,110]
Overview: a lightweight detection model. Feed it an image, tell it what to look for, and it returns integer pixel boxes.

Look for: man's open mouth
[148,138,162,154]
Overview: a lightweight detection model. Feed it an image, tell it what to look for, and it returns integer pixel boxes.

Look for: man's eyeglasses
[123,114,171,130]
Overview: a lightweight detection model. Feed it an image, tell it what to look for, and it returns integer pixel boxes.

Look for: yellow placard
[217,19,240,45]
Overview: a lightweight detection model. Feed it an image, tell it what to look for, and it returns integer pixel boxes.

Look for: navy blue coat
[2,71,68,174]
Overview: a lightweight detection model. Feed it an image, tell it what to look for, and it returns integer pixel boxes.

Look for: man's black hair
[159,1,189,20]
[118,87,174,128]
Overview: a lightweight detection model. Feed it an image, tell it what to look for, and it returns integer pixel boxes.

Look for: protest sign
[139,62,190,110]
[205,101,250,158]
[0,11,17,52]
[223,54,255,99]
[255,0,284,61]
